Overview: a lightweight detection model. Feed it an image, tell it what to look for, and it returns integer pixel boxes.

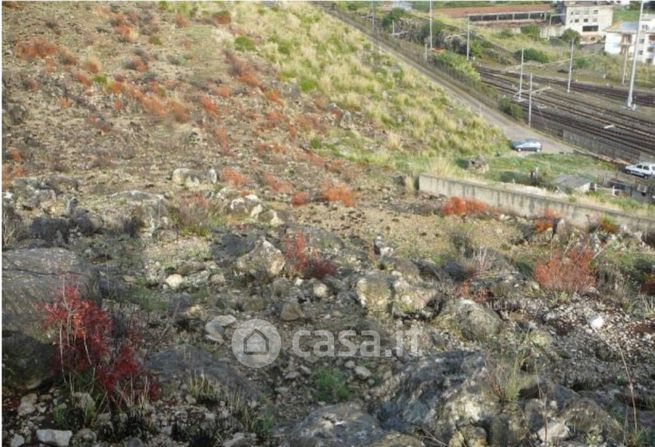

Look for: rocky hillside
[2,2,655,447]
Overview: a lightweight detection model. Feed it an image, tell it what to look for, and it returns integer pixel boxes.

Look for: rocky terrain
[2,2,655,447]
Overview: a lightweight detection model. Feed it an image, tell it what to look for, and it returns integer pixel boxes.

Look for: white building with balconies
[604,15,655,65]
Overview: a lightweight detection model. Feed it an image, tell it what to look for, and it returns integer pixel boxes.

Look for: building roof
[562,1,614,7]
[437,4,552,19]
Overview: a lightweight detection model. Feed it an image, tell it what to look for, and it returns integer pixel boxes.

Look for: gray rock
[391,277,435,316]
[204,318,225,343]
[280,300,305,321]
[537,420,570,443]
[439,299,501,341]
[36,429,73,447]
[10,434,25,447]
[213,315,237,327]
[313,282,330,299]
[227,195,263,219]
[286,402,422,447]
[147,344,258,400]
[70,209,103,236]
[355,272,393,313]
[17,393,37,416]
[258,209,285,227]
[29,216,71,245]
[164,274,185,290]
[236,238,285,282]
[70,428,96,447]
[171,168,217,187]
[2,248,98,390]
[109,190,171,237]
[44,175,80,194]
[354,365,372,380]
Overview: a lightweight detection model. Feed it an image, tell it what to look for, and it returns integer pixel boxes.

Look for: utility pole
[392,19,395,37]
[466,16,471,61]
[429,0,433,50]
[528,73,533,127]
[424,41,428,61]
[567,38,574,94]
[371,1,375,33]
[518,48,524,101]
[622,43,629,85]
[627,0,645,109]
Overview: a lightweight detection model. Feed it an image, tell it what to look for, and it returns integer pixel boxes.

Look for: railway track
[480,66,655,107]
[479,69,655,158]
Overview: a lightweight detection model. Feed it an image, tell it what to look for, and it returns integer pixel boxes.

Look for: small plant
[262,172,292,193]
[212,10,231,25]
[520,24,541,39]
[74,72,92,88]
[441,196,487,217]
[224,50,260,88]
[534,208,560,233]
[534,243,595,295]
[221,167,248,187]
[211,126,229,152]
[641,274,655,296]
[321,184,355,207]
[168,98,190,123]
[199,95,220,118]
[124,57,147,72]
[172,193,221,237]
[312,368,351,403]
[212,84,231,98]
[43,285,158,410]
[15,37,58,59]
[174,11,189,27]
[264,89,283,105]
[485,346,532,404]
[291,191,311,206]
[234,36,256,52]
[520,48,550,63]
[283,231,337,279]
[83,57,102,74]
[599,216,619,234]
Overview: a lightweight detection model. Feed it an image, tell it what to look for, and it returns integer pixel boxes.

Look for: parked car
[511,138,542,152]
[624,162,655,178]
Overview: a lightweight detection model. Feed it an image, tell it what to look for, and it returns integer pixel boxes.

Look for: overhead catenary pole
[528,73,533,127]
[627,0,645,109]
[622,42,630,85]
[567,38,574,93]
[518,48,524,101]
[429,0,433,50]
[466,15,471,61]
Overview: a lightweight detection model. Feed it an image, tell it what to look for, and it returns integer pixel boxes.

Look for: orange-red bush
[199,95,220,118]
[114,24,136,42]
[265,89,283,105]
[211,126,229,152]
[74,71,92,88]
[321,184,355,207]
[168,99,190,123]
[43,286,158,408]
[291,191,311,206]
[221,167,248,187]
[212,84,231,98]
[15,37,58,59]
[441,197,487,217]
[262,172,292,193]
[175,12,189,27]
[534,245,595,295]
[534,208,560,233]
[213,10,232,25]
[283,231,337,279]
[224,50,260,88]
[83,58,101,74]
[108,80,124,95]
[140,94,167,119]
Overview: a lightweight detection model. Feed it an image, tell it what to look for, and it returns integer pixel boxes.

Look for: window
[593,9,598,14]
[592,18,597,23]
[639,50,644,55]
[582,25,599,32]
[575,19,580,23]
[584,18,588,23]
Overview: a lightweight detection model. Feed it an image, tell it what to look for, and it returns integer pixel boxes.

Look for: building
[557,1,614,41]
[604,15,655,65]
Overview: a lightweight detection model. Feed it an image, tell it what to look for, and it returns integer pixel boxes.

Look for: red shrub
[598,216,619,234]
[212,84,231,98]
[213,10,232,25]
[168,99,190,123]
[441,197,486,217]
[74,71,92,88]
[283,231,337,279]
[114,24,136,42]
[140,94,167,119]
[199,95,220,118]
[221,167,248,187]
[59,49,78,66]
[114,99,124,111]
[83,58,101,74]
[321,184,355,207]
[6,147,22,162]
[266,110,287,124]
[59,97,73,109]
[224,50,260,88]
[533,244,595,295]
[211,126,229,152]
[175,12,189,27]
[641,274,655,296]
[288,125,298,141]
[262,172,292,193]
[265,89,283,105]
[43,286,158,408]
[291,191,311,206]
[534,208,560,233]
[16,37,58,59]
[108,80,124,95]
[126,57,147,72]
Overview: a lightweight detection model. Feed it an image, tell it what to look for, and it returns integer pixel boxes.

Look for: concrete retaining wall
[419,174,655,232]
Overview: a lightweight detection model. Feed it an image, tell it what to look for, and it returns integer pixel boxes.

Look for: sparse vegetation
[312,368,352,403]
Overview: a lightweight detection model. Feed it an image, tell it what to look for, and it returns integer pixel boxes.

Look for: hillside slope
[2,2,655,447]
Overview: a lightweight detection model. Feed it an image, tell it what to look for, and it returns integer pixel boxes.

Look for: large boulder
[355,272,393,314]
[285,402,424,447]
[439,299,502,341]
[391,277,436,316]
[107,190,171,237]
[2,248,98,389]
[171,167,217,188]
[235,238,285,281]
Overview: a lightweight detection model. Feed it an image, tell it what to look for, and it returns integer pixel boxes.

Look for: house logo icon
[231,319,281,368]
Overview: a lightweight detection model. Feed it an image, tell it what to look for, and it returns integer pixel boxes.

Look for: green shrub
[521,48,550,63]
[433,52,481,83]
[520,24,540,39]
[313,368,352,403]
[382,8,406,29]
[574,56,591,69]
[499,97,523,120]
[234,36,256,52]
[299,77,318,92]
[497,29,514,39]
[560,28,581,45]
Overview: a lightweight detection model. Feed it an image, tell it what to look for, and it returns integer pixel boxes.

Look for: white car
[511,138,542,152]
[624,162,655,178]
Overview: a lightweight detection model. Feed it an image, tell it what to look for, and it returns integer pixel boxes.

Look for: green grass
[312,368,352,403]
[234,36,256,52]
